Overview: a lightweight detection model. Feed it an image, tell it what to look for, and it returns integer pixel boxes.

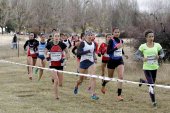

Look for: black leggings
[144,70,157,84]
[144,70,157,103]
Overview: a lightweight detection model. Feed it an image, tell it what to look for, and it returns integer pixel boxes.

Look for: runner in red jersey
[72,33,84,74]
[45,32,70,99]
[98,34,112,77]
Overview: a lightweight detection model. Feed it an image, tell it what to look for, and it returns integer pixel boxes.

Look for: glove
[60,58,64,63]
[46,57,50,61]
[98,53,101,57]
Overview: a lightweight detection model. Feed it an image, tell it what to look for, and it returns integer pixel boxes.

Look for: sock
[102,80,108,87]
[117,89,122,96]
[150,93,155,103]
[141,79,146,83]
[149,86,155,102]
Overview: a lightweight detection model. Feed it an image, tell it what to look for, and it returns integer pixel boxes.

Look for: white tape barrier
[0,59,170,89]
[125,61,170,66]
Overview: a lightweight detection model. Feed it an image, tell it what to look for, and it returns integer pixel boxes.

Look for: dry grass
[0,35,170,113]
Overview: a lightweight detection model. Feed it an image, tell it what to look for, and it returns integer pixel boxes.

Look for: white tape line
[0,59,170,89]
[125,61,170,66]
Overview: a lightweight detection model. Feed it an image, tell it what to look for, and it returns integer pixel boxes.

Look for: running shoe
[117,96,124,101]
[29,77,32,80]
[152,102,157,108]
[34,68,38,74]
[56,97,59,100]
[101,87,106,94]
[74,87,78,94]
[139,78,143,87]
[91,94,99,100]
[52,79,54,84]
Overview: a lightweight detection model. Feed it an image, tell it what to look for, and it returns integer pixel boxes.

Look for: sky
[137,0,169,12]
[137,0,150,12]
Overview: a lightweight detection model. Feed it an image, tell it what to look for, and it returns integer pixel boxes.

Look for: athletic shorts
[49,66,63,70]
[107,58,124,69]
[80,60,94,69]
[102,60,109,63]
[27,55,37,59]
[38,56,45,60]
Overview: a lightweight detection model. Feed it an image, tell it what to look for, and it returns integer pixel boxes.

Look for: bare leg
[52,71,59,99]
[27,57,30,74]
[28,57,33,80]
[58,72,63,87]
[38,59,46,81]
[117,65,124,89]
[88,64,96,95]
[101,63,107,76]
[101,68,114,94]
[76,68,86,87]
[116,64,124,101]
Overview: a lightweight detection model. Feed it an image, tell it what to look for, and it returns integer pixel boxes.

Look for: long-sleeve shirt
[23,39,39,51]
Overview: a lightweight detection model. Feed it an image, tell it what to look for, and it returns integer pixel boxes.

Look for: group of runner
[23,28,164,107]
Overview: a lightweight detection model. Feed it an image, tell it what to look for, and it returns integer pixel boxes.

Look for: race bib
[114,49,122,57]
[30,48,35,54]
[39,50,45,56]
[147,56,157,65]
[51,52,62,61]
[86,53,93,59]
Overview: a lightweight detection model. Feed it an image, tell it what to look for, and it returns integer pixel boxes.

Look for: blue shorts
[38,56,45,60]
[80,60,94,69]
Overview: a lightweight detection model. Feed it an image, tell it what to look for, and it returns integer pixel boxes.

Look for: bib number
[86,53,93,59]
[114,49,122,57]
[147,56,157,65]
[39,50,45,56]
[30,48,35,54]
[51,52,62,61]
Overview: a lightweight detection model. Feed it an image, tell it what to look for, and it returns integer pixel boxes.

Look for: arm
[122,42,128,59]
[34,40,39,52]
[94,51,97,63]
[158,49,165,59]
[23,40,28,51]
[134,50,144,61]
[64,47,70,59]
[72,46,77,56]
[45,43,51,61]
[77,42,90,56]
[68,40,72,48]
[107,39,118,54]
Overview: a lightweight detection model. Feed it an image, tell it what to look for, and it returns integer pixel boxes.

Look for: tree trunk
[1,26,4,34]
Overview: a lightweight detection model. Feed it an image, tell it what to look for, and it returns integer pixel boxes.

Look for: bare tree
[0,0,10,34]
[12,0,31,33]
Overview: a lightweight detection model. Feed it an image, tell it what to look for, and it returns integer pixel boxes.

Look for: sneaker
[59,84,63,87]
[56,97,59,100]
[101,87,106,94]
[74,87,78,94]
[52,79,54,84]
[29,77,32,80]
[139,78,143,87]
[34,68,38,74]
[152,102,157,108]
[91,94,99,100]
[117,96,124,101]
